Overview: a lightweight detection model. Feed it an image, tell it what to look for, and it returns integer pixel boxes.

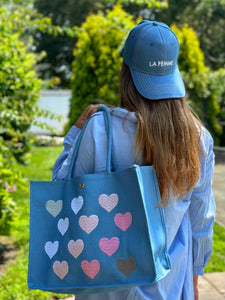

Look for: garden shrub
[0,5,41,234]
[0,2,76,234]
[172,24,224,144]
[0,6,42,162]
[0,138,25,234]
[68,4,138,128]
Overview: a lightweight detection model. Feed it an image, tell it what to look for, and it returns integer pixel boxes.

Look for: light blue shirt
[53,107,215,300]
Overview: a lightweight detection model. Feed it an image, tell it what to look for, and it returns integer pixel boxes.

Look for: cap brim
[130,66,185,100]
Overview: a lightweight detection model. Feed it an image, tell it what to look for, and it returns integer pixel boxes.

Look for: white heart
[58,218,69,236]
[71,196,83,215]
[44,241,59,259]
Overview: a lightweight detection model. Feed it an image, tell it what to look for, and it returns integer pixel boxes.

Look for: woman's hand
[193,275,199,300]
[74,104,101,129]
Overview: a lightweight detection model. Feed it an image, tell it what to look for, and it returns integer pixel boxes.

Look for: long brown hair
[120,62,202,205]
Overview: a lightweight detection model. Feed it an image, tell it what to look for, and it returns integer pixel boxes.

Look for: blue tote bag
[28,106,171,295]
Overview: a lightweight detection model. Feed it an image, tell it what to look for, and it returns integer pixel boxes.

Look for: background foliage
[34,0,167,88]
[34,0,225,86]
[0,1,75,234]
[0,5,41,234]
[172,24,225,144]
[160,0,225,70]
[68,4,137,127]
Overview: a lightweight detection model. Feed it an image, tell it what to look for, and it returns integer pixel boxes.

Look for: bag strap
[68,105,113,179]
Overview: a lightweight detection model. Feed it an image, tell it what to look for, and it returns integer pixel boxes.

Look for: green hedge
[68,4,137,128]
[0,5,41,234]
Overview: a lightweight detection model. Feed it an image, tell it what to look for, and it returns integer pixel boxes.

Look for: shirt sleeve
[52,126,81,180]
[189,129,216,275]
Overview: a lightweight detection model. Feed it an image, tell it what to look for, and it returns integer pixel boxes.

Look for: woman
[53,20,215,300]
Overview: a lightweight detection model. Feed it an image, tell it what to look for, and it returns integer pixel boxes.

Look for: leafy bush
[0,5,42,162]
[68,4,138,128]
[0,139,25,234]
[172,24,224,145]
[0,5,42,234]
[0,1,75,161]
[0,1,76,234]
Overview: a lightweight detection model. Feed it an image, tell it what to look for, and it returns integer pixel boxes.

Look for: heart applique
[53,261,69,280]
[58,217,69,236]
[99,237,120,257]
[114,212,132,231]
[71,196,83,215]
[98,194,118,212]
[44,241,59,259]
[79,215,99,234]
[116,257,136,277]
[81,260,100,279]
[68,239,84,259]
[46,200,62,217]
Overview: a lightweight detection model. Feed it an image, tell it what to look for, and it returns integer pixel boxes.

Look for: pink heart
[81,260,100,279]
[68,239,84,259]
[79,215,99,234]
[98,193,118,212]
[114,212,132,231]
[53,261,68,280]
[99,237,120,257]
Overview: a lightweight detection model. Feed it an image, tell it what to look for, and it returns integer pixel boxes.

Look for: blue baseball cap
[123,20,185,100]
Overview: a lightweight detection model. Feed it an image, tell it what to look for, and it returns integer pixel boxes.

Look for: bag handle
[68,106,113,179]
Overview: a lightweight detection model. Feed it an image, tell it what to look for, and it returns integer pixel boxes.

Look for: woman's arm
[193,274,199,300]
[189,131,216,299]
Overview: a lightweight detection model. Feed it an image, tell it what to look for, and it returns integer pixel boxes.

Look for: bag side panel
[137,166,171,280]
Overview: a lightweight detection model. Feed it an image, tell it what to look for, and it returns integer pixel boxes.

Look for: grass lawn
[0,145,224,299]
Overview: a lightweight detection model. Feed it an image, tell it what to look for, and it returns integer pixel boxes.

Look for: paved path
[199,272,225,300]
[213,164,225,227]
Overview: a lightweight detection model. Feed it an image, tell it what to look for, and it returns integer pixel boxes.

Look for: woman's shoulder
[89,106,137,124]
[199,126,214,153]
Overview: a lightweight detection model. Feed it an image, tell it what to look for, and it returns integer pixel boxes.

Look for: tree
[158,0,225,70]
[34,0,102,88]
[68,4,137,128]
